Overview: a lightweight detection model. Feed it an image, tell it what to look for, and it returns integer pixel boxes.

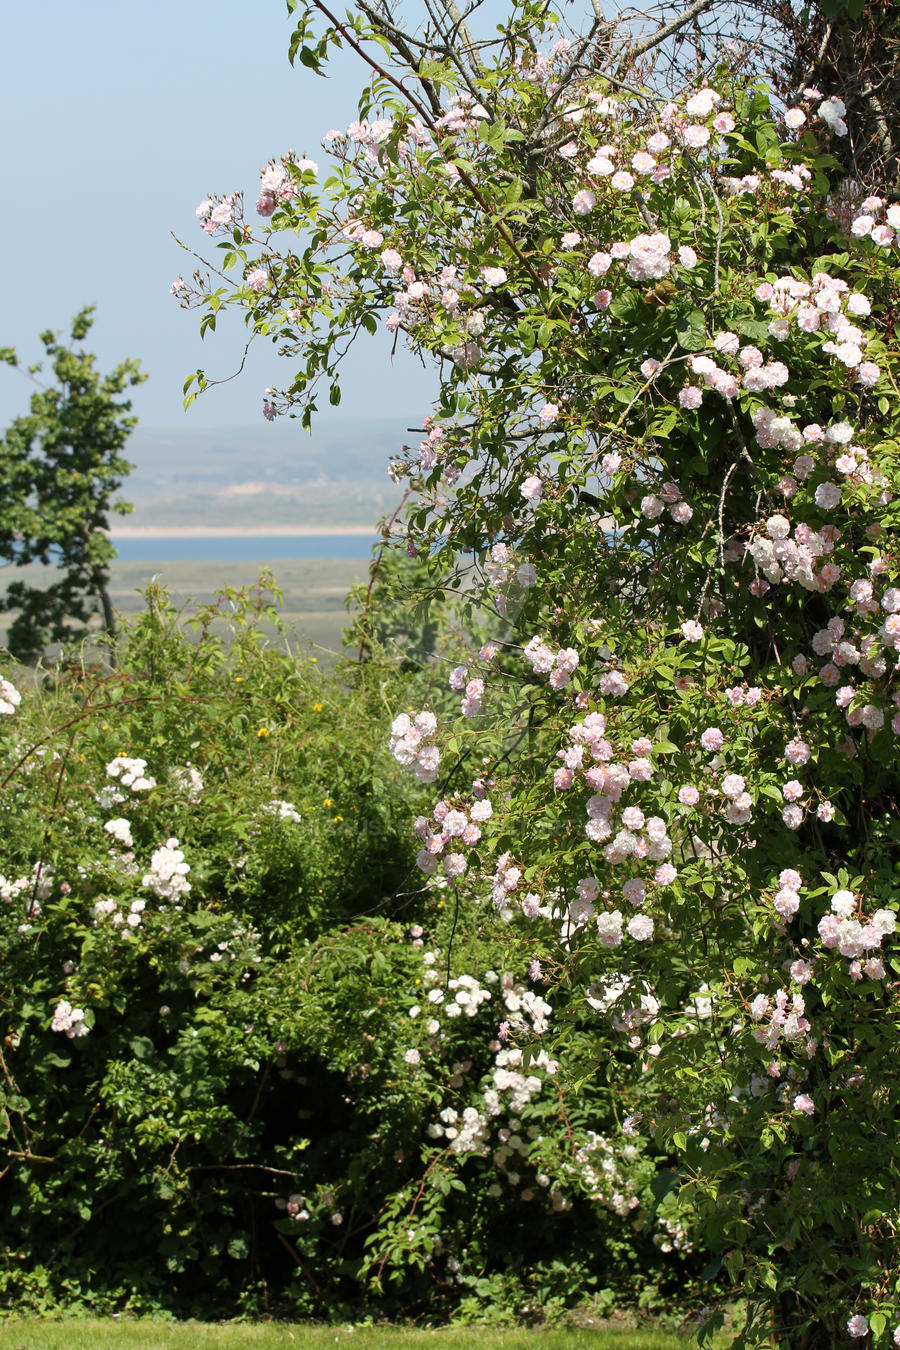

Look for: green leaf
[675,310,707,352]
[648,410,678,438]
[650,1171,680,1204]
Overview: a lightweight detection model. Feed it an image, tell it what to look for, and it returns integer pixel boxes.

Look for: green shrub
[0,582,701,1320]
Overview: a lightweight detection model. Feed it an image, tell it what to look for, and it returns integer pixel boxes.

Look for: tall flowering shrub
[178,3,900,1342]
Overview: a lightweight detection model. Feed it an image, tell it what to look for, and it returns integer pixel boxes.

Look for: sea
[111,534,378,562]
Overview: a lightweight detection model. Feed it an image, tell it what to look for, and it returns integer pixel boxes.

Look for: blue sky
[0,0,434,445]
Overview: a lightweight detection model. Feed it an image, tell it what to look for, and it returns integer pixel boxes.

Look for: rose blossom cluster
[567,84,738,214]
[418,944,671,1231]
[748,513,840,593]
[639,479,693,526]
[104,817,133,849]
[418,966,493,1023]
[106,755,157,792]
[423,1013,562,1206]
[92,895,147,932]
[415,420,447,471]
[142,838,191,904]
[497,974,553,1037]
[1,868,47,940]
[587,232,681,286]
[676,268,880,420]
[672,731,756,828]
[0,873,31,906]
[812,601,897,678]
[523,636,579,689]
[429,1102,492,1155]
[784,578,900,749]
[770,866,804,921]
[490,850,525,914]
[448,663,486,717]
[413,793,493,880]
[262,799,302,823]
[195,193,238,234]
[390,710,441,783]
[171,764,204,802]
[485,542,537,612]
[561,874,655,949]
[51,1000,89,1039]
[412,942,551,1065]
[756,271,880,387]
[574,1130,643,1217]
[850,194,900,250]
[256,155,317,217]
[588,972,661,1041]
[817,888,895,979]
[0,678,22,715]
[552,712,677,888]
[749,987,813,1054]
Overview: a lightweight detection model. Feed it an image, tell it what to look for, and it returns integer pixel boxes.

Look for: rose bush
[176,2,900,1342]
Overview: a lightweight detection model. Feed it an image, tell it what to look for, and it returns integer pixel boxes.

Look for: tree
[756,0,900,194]
[178,3,900,1343]
[0,308,145,663]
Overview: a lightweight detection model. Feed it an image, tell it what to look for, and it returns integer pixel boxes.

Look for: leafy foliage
[0,308,144,662]
[177,5,900,1345]
[0,585,700,1322]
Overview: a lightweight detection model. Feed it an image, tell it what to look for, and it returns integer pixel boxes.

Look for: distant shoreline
[108,525,378,539]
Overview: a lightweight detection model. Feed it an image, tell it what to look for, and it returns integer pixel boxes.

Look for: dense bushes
[0,583,699,1321]
[175,2,900,1340]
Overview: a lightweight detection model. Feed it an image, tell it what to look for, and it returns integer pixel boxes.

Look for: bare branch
[789,20,833,101]
[435,0,479,59]
[356,0,443,116]
[624,0,719,64]
[418,0,489,105]
[859,76,898,182]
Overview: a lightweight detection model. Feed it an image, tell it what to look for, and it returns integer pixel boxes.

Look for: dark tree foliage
[0,308,145,663]
[748,0,900,193]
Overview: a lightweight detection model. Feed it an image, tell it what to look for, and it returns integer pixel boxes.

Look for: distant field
[124,480,391,531]
[0,557,370,663]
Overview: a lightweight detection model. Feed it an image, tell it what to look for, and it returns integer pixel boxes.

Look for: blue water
[112,534,378,562]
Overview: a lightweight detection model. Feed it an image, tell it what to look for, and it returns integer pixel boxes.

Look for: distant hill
[118,417,416,529]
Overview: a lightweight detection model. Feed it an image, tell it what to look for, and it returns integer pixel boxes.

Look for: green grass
[0,1324,705,1350]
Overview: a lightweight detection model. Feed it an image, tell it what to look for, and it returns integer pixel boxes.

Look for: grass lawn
[0,1323,709,1350]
